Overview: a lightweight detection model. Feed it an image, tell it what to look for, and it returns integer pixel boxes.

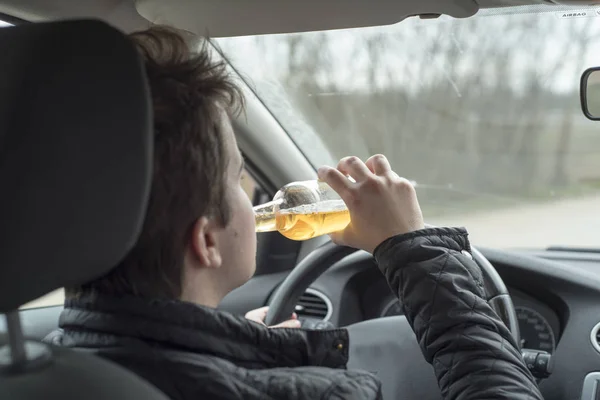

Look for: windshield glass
[216,5,600,249]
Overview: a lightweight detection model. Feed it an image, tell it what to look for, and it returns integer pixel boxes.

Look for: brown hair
[67,26,244,299]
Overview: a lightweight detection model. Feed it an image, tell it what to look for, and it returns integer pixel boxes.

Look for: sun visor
[135,0,479,37]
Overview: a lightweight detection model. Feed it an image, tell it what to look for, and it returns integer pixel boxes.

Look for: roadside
[430,192,600,248]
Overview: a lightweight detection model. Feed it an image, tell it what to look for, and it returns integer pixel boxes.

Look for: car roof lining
[0,0,596,35]
[0,0,150,31]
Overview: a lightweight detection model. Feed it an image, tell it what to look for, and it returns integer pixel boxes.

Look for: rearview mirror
[581,67,600,121]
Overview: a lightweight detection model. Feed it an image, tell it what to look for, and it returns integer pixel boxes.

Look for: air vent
[294,289,332,321]
[591,322,600,354]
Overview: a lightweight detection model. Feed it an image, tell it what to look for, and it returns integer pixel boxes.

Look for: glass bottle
[253,180,350,241]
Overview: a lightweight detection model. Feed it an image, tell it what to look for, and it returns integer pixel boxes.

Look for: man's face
[182,112,257,305]
[214,115,258,289]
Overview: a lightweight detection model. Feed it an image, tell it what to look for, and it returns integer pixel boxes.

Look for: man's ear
[190,216,223,269]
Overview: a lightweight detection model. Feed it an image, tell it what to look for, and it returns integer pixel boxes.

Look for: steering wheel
[265,239,520,400]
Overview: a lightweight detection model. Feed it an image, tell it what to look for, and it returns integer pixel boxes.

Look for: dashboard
[280,246,600,400]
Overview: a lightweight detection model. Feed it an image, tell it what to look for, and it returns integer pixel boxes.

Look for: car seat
[0,19,168,400]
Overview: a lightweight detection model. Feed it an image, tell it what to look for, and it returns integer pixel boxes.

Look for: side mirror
[581,67,600,121]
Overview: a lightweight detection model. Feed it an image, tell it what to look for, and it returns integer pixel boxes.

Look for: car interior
[2,0,600,399]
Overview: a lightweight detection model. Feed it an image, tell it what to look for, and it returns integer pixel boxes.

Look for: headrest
[0,20,152,312]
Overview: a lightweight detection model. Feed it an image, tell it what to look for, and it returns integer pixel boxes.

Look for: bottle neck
[253,199,283,233]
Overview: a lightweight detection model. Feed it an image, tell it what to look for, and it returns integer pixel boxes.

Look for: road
[430,193,600,249]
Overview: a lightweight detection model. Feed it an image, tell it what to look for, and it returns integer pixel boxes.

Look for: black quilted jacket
[47,227,542,399]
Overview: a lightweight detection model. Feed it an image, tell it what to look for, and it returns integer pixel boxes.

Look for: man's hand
[245,306,301,328]
[318,154,425,254]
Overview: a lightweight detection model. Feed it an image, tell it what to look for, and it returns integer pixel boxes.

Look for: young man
[47,26,543,399]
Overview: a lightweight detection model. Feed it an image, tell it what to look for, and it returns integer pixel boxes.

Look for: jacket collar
[57,294,349,369]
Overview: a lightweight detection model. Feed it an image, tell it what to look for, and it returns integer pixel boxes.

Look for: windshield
[216,5,600,249]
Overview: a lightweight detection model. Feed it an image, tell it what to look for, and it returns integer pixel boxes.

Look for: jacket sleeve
[373,227,543,400]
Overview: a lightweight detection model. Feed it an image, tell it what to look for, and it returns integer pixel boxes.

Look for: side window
[242,170,265,205]
[20,289,65,310]
[241,168,260,202]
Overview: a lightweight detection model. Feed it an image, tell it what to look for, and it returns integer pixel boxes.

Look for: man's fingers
[337,156,371,182]
[271,319,302,329]
[245,307,271,325]
[318,166,352,197]
[365,154,392,176]
[245,307,299,328]
[244,306,268,322]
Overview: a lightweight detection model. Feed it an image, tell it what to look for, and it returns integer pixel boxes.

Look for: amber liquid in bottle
[253,181,351,241]
[274,200,350,240]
